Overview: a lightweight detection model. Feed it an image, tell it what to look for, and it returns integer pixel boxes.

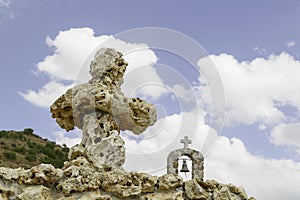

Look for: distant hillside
[0,128,69,169]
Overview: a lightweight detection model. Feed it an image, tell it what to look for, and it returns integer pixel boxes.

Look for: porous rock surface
[0,149,255,200]
[50,48,156,169]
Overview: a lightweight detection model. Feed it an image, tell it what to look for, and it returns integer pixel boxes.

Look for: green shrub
[17,132,26,141]
[25,154,36,162]
[62,146,69,153]
[23,128,34,135]
[55,149,64,157]
[27,149,37,155]
[45,142,55,149]
[13,146,26,153]
[3,151,16,160]
[8,132,18,139]
[43,148,56,158]
[0,131,7,138]
[28,142,36,149]
[41,157,64,168]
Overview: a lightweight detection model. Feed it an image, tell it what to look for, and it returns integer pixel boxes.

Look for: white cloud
[19,81,74,107]
[170,84,195,103]
[206,136,300,200]
[287,40,296,47]
[53,130,82,148]
[270,122,300,154]
[37,28,111,81]
[21,27,167,107]
[198,53,300,127]
[121,64,168,100]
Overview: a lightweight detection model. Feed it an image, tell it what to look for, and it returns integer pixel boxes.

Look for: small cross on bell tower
[180,136,192,148]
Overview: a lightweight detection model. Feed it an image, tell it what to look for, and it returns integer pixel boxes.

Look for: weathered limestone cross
[50,48,157,168]
[180,136,192,148]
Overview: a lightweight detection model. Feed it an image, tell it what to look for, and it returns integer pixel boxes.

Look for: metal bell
[180,159,189,173]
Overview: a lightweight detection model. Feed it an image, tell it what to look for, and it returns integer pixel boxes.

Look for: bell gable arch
[167,148,204,180]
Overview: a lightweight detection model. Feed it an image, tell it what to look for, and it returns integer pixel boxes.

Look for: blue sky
[1,1,300,199]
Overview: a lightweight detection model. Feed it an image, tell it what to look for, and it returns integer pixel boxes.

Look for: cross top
[180,136,192,148]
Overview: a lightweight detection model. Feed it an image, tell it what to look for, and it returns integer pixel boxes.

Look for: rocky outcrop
[0,149,255,200]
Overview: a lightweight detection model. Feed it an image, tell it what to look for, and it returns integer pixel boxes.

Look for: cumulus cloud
[198,53,300,128]
[53,130,82,148]
[270,122,300,154]
[196,52,300,193]
[21,27,167,108]
[37,28,111,81]
[19,81,74,107]
[170,84,196,103]
[206,136,300,200]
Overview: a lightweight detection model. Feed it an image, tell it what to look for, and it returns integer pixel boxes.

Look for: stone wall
[0,146,255,200]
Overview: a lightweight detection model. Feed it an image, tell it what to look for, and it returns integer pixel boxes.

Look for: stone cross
[180,136,192,148]
[50,48,157,169]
